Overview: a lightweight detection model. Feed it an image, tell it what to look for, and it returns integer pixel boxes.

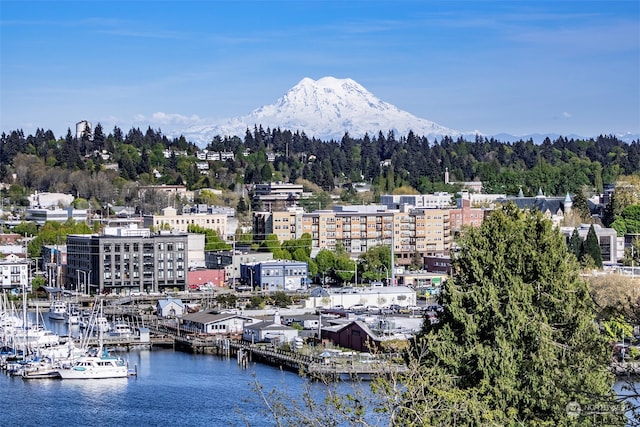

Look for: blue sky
[1,0,639,140]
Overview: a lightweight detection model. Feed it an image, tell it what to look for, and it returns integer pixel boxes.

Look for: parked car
[366,305,380,314]
[380,306,394,315]
[350,304,366,312]
[389,304,402,313]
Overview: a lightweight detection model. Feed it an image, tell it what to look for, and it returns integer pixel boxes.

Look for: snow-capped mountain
[181,77,461,145]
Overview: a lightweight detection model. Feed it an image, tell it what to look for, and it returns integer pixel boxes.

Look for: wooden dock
[173,335,408,380]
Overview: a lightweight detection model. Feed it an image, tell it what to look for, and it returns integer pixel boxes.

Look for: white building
[25,208,87,226]
[181,312,259,334]
[0,255,29,290]
[305,286,417,310]
[28,192,74,209]
[242,311,299,344]
[381,193,455,209]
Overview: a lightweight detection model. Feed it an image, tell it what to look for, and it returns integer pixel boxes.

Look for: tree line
[2,126,638,202]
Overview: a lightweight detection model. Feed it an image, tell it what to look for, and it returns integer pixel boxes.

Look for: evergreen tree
[583,223,603,268]
[236,196,248,214]
[569,227,583,259]
[405,205,620,425]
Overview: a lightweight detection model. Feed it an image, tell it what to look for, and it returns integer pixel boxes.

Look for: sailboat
[56,300,130,379]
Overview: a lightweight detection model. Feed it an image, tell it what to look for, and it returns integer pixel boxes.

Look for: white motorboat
[48,301,67,321]
[57,348,129,379]
[110,321,132,338]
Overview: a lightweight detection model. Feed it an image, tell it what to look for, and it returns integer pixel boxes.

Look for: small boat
[48,301,67,321]
[110,321,132,338]
[65,304,81,325]
[21,358,62,380]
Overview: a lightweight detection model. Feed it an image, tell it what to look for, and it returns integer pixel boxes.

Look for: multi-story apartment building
[448,197,489,237]
[143,206,232,238]
[301,205,453,268]
[253,206,305,242]
[66,225,188,295]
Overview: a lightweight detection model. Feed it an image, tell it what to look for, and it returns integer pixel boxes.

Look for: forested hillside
[1,125,638,211]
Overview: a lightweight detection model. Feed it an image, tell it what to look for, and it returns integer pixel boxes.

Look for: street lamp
[379,264,389,286]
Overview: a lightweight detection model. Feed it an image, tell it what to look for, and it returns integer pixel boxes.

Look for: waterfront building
[181,312,259,334]
[157,298,185,318]
[66,225,188,295]
[240,260,308,292]
[41,244,67,288]
[242,311,299,344]
[322,320,383,352]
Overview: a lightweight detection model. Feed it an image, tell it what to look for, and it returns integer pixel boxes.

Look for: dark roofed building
[495,190,573,225]
[321,320,383,352]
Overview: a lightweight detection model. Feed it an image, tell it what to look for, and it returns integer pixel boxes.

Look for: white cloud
[562,112,572,118]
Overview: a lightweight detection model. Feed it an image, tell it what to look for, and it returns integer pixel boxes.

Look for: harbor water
[1,314,315,427]
[1,348,307,427]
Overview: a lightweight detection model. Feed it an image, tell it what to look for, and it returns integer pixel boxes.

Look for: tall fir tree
[404,204,620,426]
[569,227,583,259]
[583,223,604,268]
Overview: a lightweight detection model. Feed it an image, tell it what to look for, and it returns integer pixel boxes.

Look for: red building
[187,269,226,289]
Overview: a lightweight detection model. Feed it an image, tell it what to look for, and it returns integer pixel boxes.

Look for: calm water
[2,315,318,427]
[1,348,312,427]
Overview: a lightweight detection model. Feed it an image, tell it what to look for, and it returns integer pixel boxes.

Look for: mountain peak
[182,77,460,145]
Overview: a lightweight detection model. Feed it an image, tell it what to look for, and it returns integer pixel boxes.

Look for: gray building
[66,225,188,295]
[240,259,308,292]
[559,224,623,265]
[205,249,273,286]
